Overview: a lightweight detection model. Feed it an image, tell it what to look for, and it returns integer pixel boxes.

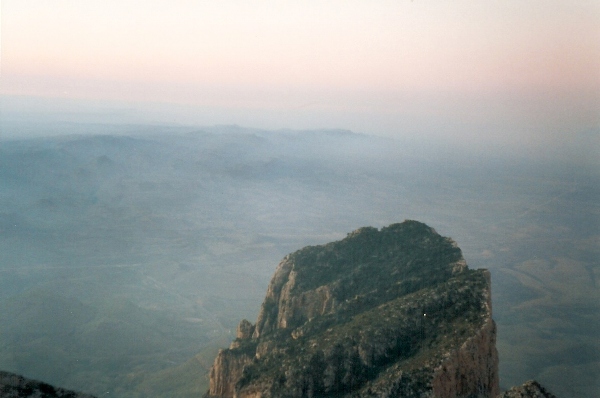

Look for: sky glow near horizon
[1,1,599,152]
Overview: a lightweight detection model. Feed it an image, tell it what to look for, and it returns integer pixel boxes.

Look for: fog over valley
[0,120,597,397]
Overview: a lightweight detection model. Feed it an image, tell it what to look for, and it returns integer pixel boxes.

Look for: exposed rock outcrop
[0,371,96,398]
[206,221,500,397]
[208,349,255,397]
[498,380,558,398]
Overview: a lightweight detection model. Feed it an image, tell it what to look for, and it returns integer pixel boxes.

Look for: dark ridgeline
[0,371,96,398]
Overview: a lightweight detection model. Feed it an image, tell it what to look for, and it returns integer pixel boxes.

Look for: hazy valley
[0,123,598,397]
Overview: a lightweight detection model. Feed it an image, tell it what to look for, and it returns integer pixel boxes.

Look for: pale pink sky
[1,1,599,146]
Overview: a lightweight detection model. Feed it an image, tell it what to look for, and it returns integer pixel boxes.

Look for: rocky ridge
[206,221,500,397]
[0,371,96,398]
[498,380,558,398]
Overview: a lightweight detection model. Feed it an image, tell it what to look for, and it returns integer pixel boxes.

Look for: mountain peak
[206,221,499,397]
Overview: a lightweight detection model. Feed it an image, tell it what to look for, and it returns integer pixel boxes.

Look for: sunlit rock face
[205,221,499,398]
[0,371,97,398]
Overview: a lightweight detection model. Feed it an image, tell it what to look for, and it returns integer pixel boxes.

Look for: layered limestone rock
[0,371,96,398]
[206,221,500,397]
[208,349,255,397]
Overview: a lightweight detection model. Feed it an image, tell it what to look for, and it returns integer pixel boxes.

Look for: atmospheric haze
[2,1,599,151]
[0,1,599,398]
[0,124,598,397]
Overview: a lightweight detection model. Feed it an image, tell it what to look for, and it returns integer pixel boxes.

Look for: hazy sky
[1,1,599,151]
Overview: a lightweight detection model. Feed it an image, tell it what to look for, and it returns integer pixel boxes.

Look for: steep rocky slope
[206,221,499,397]
[0,371,96,398]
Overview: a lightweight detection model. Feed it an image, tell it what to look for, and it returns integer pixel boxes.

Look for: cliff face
[206,221,499,398]
[208,350,254,397]
[431,271,498,398]
[431,314,498,398]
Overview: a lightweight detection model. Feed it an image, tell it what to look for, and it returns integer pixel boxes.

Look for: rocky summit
[206,221,499,398]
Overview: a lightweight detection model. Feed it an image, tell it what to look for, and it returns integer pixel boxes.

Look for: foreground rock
[206,221,499,397]
[0,371,96,398]
[498,380,558,398]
